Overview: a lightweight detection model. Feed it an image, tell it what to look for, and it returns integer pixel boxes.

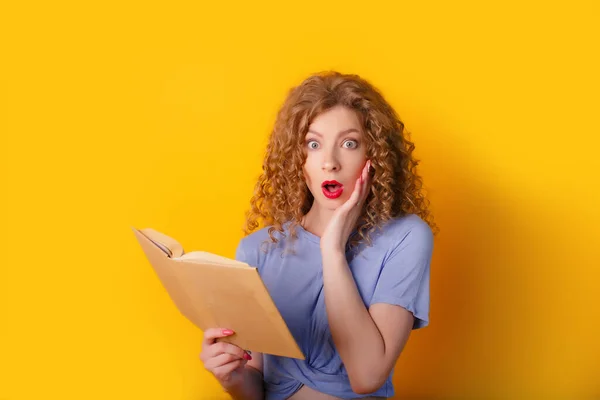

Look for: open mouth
[322,180,344,199]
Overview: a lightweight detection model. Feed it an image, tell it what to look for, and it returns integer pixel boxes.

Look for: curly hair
[243,70,439,251]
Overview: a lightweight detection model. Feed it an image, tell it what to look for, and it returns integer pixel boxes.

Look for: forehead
[307,106,362,135]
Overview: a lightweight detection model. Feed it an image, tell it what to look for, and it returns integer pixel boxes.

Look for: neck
[301,204,335,238]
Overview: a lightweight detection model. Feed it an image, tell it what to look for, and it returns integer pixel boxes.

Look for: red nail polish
[222,329,234,335]
[243,352,252,360]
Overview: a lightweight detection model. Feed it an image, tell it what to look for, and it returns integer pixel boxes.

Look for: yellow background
[1,1,599,399]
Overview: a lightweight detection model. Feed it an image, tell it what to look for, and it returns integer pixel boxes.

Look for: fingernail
[243,352,252,360]
[222,329,234,335]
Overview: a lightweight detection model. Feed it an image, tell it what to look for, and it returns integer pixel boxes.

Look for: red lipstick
[321,180,344,199]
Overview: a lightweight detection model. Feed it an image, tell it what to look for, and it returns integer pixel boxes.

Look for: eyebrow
[306,128,361,137]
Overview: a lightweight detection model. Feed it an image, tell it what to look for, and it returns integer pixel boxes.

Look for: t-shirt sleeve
[234,236,260,273]
[235,238,248,264]
[370,222,434,329]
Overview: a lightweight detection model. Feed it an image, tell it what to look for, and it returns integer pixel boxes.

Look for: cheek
[302,159,318,186]
[302,167,309,185]
[350,159,366,178]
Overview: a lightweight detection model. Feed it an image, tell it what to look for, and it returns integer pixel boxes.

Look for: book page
[176,251,251,267]
[139,228,184,258]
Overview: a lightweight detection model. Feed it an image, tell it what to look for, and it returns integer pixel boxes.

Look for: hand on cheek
[320,160,372,253]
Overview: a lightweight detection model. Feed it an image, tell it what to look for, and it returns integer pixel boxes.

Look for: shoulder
[237,225,273,250]
[377,213,434,255]
[382,214,433,242]
[235,224,288,268]
[235,226,269,263]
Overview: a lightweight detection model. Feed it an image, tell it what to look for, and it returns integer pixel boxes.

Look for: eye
[343,140,358,149]
[307,140,320,150]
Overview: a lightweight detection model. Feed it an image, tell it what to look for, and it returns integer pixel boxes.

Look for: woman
[199,71,438,400]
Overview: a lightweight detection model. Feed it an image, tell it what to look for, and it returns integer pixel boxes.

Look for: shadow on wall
[389,132,564,399]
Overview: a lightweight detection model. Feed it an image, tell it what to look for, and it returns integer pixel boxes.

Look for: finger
[357,178,365,207]
[356,161,369,199]
[212,358,247,382]
[202,328,235,346]
[212,341,250,360]
[362,160,370,183]
[349,176,362,209]
[360,161,372,202]
[203,352,248,371]
[200,342,249,364]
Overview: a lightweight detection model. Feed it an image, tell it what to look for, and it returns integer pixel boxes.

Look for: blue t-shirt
[234,213,434,400]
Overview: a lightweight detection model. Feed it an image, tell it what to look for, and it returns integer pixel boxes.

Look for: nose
[322,152,341,172]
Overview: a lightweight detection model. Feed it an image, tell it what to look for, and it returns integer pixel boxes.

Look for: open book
[132,226,305,360]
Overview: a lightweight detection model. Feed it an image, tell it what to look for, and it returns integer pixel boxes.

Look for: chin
[318,199,344,210]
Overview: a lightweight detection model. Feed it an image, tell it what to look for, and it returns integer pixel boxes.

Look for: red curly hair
[243,71,439,250]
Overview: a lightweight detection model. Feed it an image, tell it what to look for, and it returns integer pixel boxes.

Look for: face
[302,105,368,210]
